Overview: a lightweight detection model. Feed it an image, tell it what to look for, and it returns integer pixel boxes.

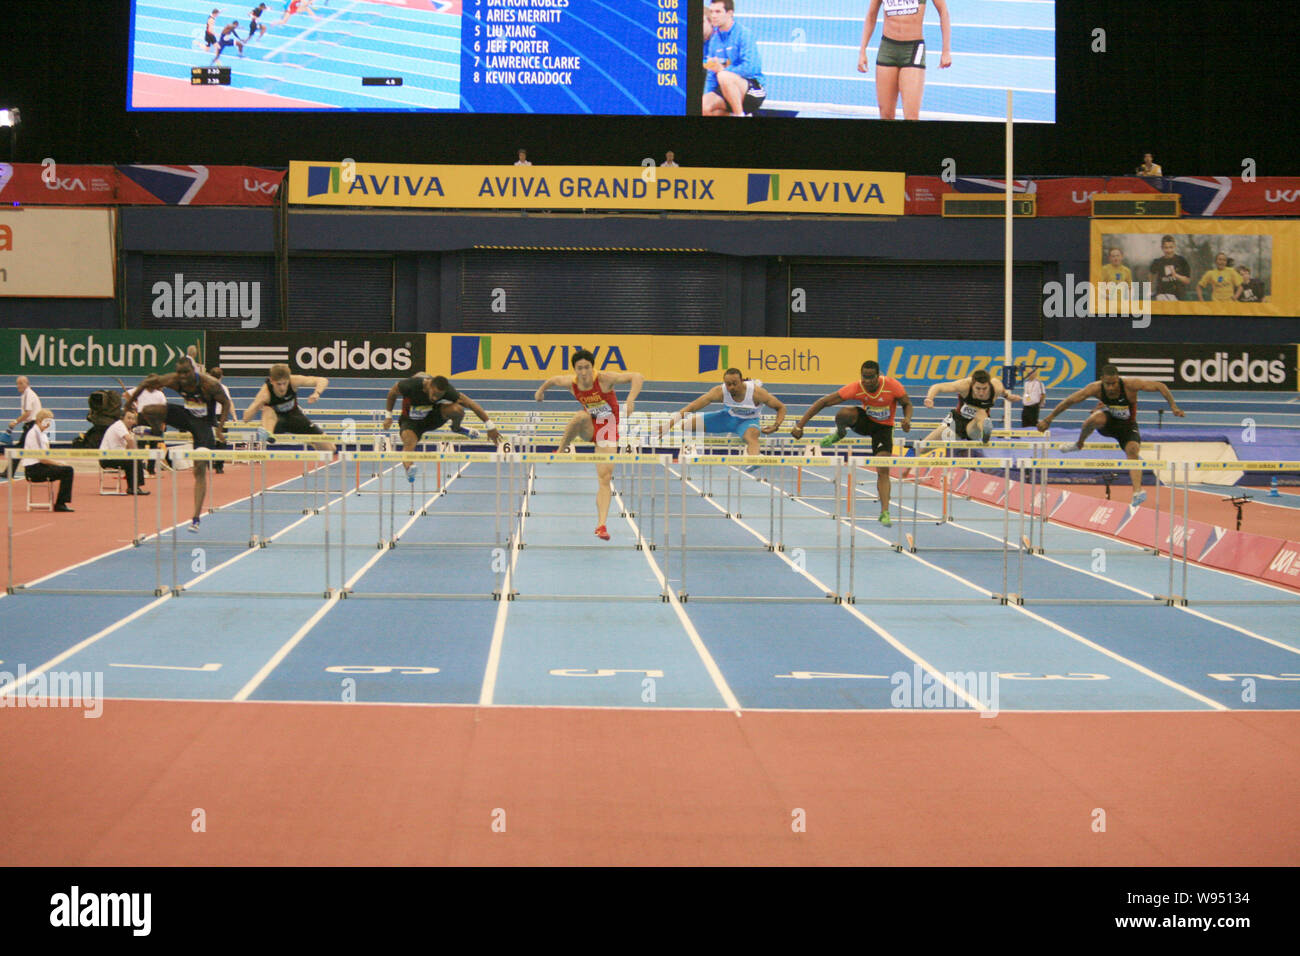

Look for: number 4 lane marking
[109,663,222,672]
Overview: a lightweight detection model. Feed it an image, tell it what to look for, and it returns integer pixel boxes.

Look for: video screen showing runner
[128,1,688,115]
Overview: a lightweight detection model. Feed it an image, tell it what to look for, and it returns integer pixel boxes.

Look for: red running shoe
[594,525,610,541]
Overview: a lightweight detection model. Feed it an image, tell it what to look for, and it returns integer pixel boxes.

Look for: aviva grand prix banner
[288,163,905,216]
[429,334,879,385]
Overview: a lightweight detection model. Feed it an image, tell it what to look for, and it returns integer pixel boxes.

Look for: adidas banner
[207,332,426,378]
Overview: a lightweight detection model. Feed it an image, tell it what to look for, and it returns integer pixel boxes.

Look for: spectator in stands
[1148,235,1192,301]
[1234,264,1268,303]
[8,375,42,478]
[1019,366,1045,428]
[858,0,952,121]
[100,409,148,495]
[662,151,679,167]
[187,344,205,375]
[1136,152,1162,177]
[1104,246,1132,285]
[514,149,532,166]
[702,1,766,117]
[126,380,168,475]
[1197,251,1242,302]
[22,410,75,512]
[703,3,712,43]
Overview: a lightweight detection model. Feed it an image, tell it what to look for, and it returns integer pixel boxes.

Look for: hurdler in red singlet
[535,349,646,541]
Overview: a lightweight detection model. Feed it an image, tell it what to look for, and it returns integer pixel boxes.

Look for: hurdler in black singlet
[956,384,995,420]
[266,377,324,435]
[948,382,995,439]
[162,374,219,449]
[1096,377,1141,447]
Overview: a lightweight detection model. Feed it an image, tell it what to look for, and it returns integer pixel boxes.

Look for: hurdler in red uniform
[790,359,913,527]
[534,349,645,541]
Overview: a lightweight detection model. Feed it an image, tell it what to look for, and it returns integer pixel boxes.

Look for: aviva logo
[698,344,730,374]
[747,174,780,205]
[451,336,492,375]
[450,336,629,375]
[307,166,342,197]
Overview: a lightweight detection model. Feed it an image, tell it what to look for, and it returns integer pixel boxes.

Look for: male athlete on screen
[858,0,952,121]
[535,350,645,541]
[702,1,766,117]
[277,0,319,26]
[210,20,245,64]
[1036,363,1184,508]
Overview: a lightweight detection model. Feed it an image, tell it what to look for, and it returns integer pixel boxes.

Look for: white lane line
[235,463,470,702]
[784,472,1227,711]
[478,465,533,707]
[1,462,363,700]
[611,477,743,714]
[2,457,339,596]
[671,466,991,713]
[927,488,1300,655]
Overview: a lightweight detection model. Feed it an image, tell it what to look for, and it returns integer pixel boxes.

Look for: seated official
[22,409,75,512]
[100,409,149,495]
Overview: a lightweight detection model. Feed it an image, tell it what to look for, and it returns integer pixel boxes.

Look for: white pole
[1004,89,1014,432]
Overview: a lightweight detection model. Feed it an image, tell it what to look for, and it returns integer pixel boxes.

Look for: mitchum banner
[0,330,203,377]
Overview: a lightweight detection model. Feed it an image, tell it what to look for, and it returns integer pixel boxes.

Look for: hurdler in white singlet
[723,380,761,418]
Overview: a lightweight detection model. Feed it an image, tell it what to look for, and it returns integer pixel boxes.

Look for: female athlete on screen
[857,0,952,121]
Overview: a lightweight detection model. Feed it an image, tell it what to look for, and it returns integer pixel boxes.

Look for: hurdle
[1179,461,1300,606]
[5,446,168,597]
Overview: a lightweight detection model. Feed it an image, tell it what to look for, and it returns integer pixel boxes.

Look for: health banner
[876,340,1096,392]
[289,162,905,215]
[0,330,202,377]
[206,332,426,379]
[1089,219,1300,317]
[0,208,116,297]
[428,334,879,386]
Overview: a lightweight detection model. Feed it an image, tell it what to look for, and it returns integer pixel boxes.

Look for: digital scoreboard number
[941,194,1037,218]
[190,67,230,86]
[1090,193,1181,217]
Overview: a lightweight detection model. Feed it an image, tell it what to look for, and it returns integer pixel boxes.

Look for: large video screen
[698,0,1055,121]
[128,0,688,114]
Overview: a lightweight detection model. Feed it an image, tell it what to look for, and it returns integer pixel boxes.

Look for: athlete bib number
[409,404,434,419]
[865,405,892,421]
[1106,405,1131,420]
[184,399,209,417]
